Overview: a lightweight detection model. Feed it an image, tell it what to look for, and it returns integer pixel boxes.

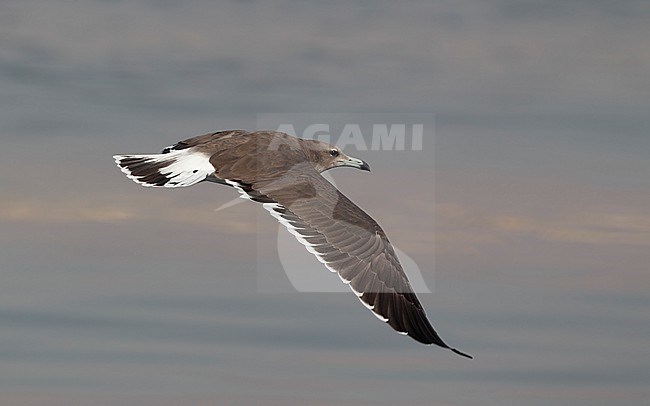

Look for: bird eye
[329,149,339,157]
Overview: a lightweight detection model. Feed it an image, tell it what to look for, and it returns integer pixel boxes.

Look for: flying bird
[114,130,471,358]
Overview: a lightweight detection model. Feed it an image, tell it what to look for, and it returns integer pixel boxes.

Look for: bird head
[303,140,371,173]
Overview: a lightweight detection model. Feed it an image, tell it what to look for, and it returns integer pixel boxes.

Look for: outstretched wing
[238,164,471,358]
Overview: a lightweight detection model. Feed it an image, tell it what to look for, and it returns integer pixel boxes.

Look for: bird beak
[342,156,371,172]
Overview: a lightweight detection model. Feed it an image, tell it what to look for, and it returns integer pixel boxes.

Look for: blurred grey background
[1,1,649,405]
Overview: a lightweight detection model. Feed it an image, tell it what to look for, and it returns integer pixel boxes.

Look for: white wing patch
[113,149,214,188]
[158,151,214,187]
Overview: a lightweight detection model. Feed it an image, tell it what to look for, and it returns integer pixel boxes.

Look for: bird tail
[113,149,214,188]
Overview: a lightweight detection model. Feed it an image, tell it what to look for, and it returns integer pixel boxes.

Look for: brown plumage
[114,130,471,358]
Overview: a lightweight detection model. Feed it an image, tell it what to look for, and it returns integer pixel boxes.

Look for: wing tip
[450,347,473,359]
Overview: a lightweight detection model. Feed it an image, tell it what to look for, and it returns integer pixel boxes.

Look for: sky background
[1,0,649,405]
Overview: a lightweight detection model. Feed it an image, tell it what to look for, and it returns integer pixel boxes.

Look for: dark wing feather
[251,166,471,358]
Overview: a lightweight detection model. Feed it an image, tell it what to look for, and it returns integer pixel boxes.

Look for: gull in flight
[114,130,471,358]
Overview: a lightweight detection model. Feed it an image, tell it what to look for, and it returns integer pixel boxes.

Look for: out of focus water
[1,1,649,405]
